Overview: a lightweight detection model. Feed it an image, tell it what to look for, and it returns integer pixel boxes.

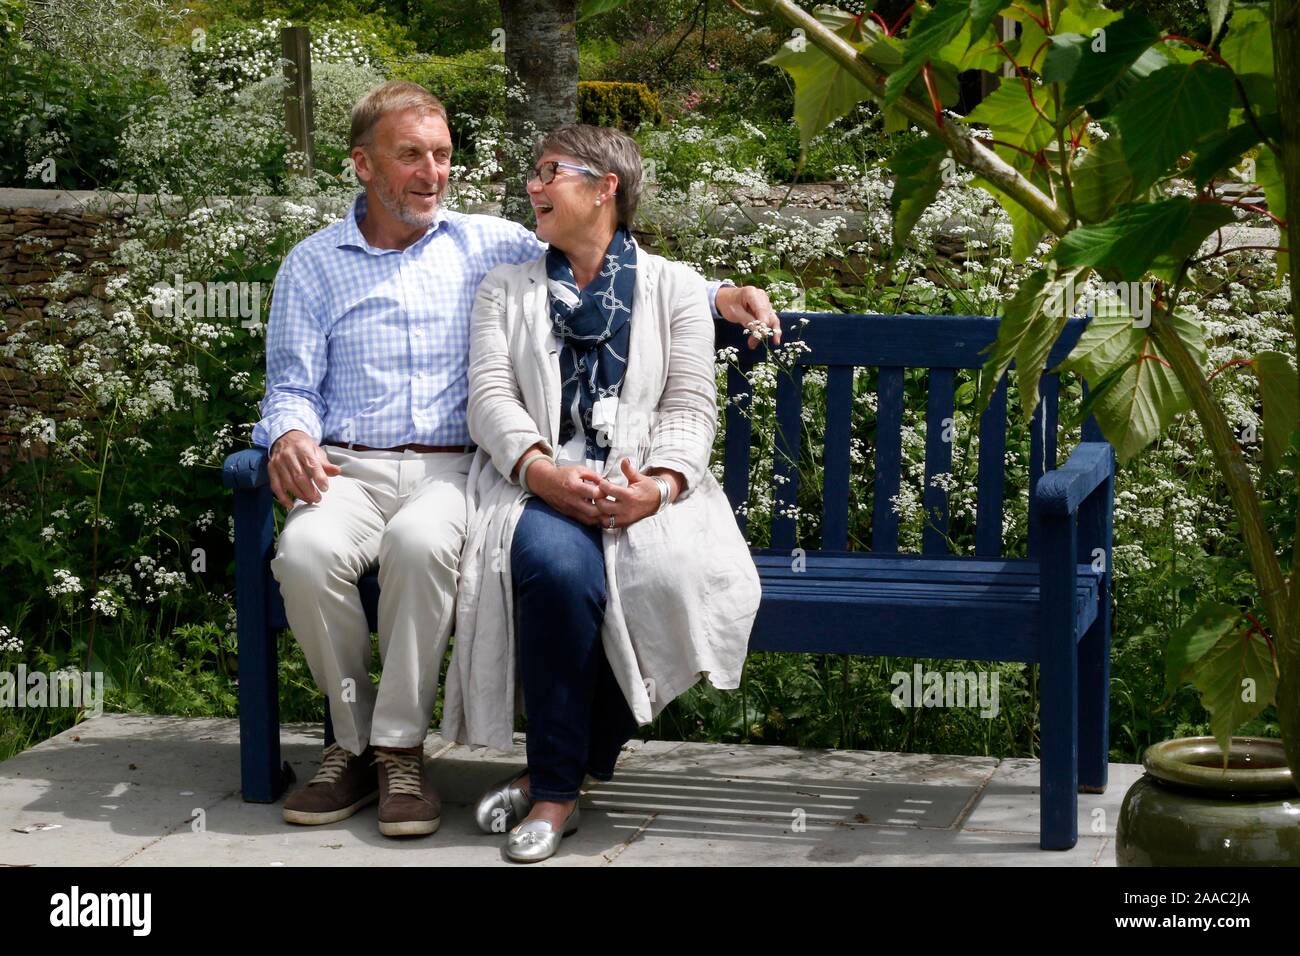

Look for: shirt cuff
[706,279,736,320]
[254,416,321,450]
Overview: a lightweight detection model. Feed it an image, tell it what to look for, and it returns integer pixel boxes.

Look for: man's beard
[371,165,440,228]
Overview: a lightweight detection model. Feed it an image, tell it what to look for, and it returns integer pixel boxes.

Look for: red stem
[1138,352,1173,369]
[1009,3,1049,29]
[891,4,915,34]
[869,11,890,35]
[1207,357,1257,382]
[1160,34,1230,68]
[921,64,945,128]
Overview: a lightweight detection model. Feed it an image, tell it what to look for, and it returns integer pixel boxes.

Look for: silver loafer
[505,804,580,863]
[474,768,532,834]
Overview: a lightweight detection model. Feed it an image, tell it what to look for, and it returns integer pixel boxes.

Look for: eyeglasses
[527,160,600,184]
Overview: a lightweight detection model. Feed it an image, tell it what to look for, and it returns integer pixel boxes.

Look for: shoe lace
[309,743,352,786]
[374,749,424,798]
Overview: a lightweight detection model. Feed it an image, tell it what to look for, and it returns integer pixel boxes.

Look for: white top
[551,332,622,476]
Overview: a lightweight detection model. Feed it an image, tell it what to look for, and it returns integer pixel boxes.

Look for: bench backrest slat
[922,367,955,555]
[771,363,804,551]
[872,366,905,553]
[724,363,753,538]
[716,313,1089,559]
[975,376,1008,557]
[820,365,854,551]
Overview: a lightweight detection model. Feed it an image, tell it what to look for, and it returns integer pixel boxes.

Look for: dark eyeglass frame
[527,160,601,184]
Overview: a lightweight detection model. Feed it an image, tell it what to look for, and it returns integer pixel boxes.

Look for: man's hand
[268,430,342,509]
[716,284,782,349]
[593,459,670,530]
[526,458,605,526]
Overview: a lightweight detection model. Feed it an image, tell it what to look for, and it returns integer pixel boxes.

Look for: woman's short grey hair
[534,124,644,226]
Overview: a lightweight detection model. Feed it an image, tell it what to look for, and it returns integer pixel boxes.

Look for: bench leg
[238,620,286,803]
[233,483,287,803]
[1077,614,1110,794]
[1039,515,1079,850]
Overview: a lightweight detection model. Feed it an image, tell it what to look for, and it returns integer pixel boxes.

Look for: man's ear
[351,145,372,185]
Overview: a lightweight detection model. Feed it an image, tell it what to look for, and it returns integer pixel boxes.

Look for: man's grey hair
[534,124,644,226]
[350,81,449,150]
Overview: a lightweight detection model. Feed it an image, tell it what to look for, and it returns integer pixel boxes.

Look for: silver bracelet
[652,475,671,514]
[517,453,547,494]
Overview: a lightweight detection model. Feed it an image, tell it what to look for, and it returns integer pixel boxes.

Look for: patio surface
[0,714,1143,866]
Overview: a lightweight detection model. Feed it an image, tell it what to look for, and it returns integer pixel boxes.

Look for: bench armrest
[1033,442,1114,517]
[223,447,270,490]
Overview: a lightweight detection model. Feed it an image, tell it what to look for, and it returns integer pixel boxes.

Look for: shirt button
[413,328,423,337]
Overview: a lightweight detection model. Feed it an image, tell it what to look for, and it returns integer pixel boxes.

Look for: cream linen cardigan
[440,243,761,752]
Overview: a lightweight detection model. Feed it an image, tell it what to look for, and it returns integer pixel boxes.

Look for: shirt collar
[336,191,450,254]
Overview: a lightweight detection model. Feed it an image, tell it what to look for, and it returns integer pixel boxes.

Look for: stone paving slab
[0,714,1138,866]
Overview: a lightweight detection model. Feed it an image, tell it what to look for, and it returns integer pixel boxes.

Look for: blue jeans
[511,498,639,802]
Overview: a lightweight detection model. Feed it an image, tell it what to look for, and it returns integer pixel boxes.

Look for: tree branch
[753,0,1071,237]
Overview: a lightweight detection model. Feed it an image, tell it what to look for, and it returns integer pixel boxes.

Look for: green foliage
[0,0,22,46]
[0,47,164,189]
[389,48,507,152]
[594,22,791,122]
[577,80,663,130]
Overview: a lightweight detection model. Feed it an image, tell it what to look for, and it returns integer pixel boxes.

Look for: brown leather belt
[325,442,475,454]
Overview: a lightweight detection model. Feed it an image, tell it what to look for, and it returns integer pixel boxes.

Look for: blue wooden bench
[222,311,1114,851]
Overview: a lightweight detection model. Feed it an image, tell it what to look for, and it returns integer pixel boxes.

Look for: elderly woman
[441,124,761,862]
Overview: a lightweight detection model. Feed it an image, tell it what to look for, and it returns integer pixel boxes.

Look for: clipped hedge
[578,80,662,132]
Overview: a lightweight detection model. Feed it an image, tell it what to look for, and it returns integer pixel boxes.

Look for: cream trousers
[269,444,474,754]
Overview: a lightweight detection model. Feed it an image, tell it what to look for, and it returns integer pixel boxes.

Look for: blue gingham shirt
[252,193,726,451]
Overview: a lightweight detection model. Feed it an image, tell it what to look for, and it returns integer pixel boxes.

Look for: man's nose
[418,151,439,181]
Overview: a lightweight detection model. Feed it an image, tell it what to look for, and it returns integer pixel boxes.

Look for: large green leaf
[1056,1,1121,36]
[1070,131,1135,223]
[1111,62,1235,193]
[1148,201,1237,283]
[977,266,1086,419]
[1207,0,1233,44]
[765,9,875,151]
[889,136,949,247]
[1189,122,1265,187]
[1192,625,1279,762]
[1165,601,1241,696]
[1054,198,1232,281]
[968,0,1006,49]
[938,15,1004,71]
[884,0,970,106]
[1060,305,1207,462]
[1220,5,1273,78]
[1058,9,1161,108]
[1253,351,1299,471]
[966,75,1057,153]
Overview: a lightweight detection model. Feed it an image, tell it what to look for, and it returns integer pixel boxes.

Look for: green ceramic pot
[1117,736,1300,866]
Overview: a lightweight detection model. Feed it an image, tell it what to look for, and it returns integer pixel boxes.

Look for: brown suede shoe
[282,742,379,826]
[374,746,441,837]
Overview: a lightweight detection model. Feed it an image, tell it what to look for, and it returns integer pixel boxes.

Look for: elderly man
[251,80,779,838]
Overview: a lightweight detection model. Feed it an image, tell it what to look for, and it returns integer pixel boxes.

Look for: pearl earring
[595,198,602,206]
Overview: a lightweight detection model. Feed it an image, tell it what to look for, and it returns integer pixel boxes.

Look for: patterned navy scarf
[545,225,637,463]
